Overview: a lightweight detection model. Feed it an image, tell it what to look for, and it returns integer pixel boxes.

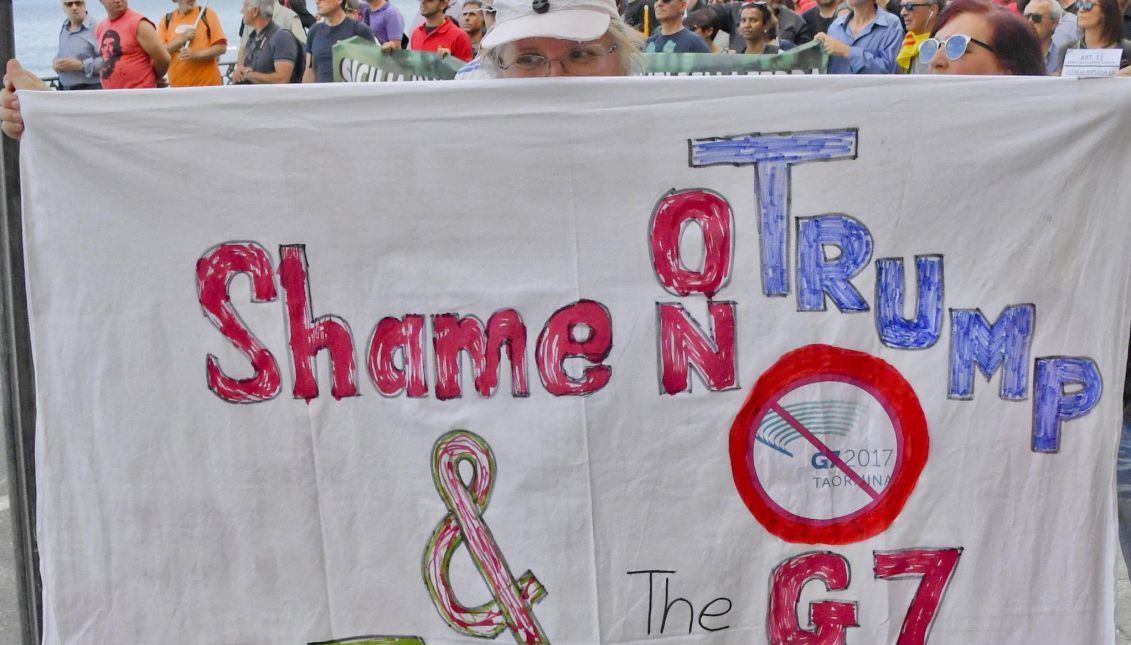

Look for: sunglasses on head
[63,0,84,6]
[919,33,996,61]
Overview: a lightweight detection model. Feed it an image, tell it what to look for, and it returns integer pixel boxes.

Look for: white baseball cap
[480,0,619,49]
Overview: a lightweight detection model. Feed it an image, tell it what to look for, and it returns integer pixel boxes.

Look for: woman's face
[927,12,1007,75]
[1076,0,1102,30]
[498,35,624,78]
[739,7,766,40]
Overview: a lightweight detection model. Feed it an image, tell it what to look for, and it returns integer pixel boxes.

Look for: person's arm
[303,52,315,82]
[791,12,814,44]
[246,60,295,84]
[848,21,903,73]
[386,11,405,48]
[357,23,377,43]
[183,12,228,61]
[82,55,103,77]
[1,60,50,141]
[180,42,226,61]
[453,31,474,61]
[1118,65,1131,76]
[78,30,103,77]
[821,21,902,72]
[53,57,83,73]
[138,19,172,78]
[814,31,849,58]
[161,21,195,54]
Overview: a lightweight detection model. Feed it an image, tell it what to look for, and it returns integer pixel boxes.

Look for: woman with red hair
[1072,0,1131,69]
[920,0,1045,74]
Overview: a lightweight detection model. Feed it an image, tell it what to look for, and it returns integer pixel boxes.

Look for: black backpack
[282,0,318,29]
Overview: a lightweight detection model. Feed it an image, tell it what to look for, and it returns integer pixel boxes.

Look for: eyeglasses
[899,2,930,9]
[499,43,618,76]
[63,0,84,6]
[1076,0,1096,9]
[1023,12,1045,22]
[918,33,996,61]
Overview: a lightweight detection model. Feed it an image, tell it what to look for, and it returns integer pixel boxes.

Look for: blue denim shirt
[826,9,904,74]
[56,15,102,88]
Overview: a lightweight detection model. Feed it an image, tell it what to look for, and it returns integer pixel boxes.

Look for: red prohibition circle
[729,344,929,545]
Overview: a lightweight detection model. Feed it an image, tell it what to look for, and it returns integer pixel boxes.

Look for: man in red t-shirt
[96,0,171,88]
[410,0,474,61]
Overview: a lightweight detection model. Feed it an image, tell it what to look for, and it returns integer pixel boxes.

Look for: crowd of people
[33,0,1131,92]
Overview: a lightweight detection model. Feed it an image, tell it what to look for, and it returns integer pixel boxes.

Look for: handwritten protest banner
[17,77,1131,644]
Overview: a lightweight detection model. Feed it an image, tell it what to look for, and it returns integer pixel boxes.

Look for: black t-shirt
[244,21,305,83]
[802,5,837,36]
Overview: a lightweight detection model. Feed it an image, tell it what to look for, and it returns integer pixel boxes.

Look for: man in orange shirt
[158,0,228,86]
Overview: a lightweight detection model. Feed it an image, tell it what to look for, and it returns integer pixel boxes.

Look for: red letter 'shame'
[196,242,280,403]
[367,315,428,397]
[432,310,528,400]
[535,300,613,396]
[278,245,358,401]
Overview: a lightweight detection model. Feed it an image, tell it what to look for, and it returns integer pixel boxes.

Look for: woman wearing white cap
[478,0,645,76]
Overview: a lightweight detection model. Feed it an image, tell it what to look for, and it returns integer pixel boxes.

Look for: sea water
[15,0,243,77]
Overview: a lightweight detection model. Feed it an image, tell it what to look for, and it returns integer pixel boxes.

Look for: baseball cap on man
[480,0,619,49]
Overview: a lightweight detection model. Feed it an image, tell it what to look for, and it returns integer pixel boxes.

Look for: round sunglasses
[918,33,997,61]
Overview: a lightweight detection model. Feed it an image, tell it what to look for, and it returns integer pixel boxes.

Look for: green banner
[334,38,826,81]
[643,41,827,75]
[334,37,465,82]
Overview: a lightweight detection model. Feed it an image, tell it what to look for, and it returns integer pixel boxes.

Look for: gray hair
[246,0,274,17]
[480,17,646,76]
[1027,0,1062,21]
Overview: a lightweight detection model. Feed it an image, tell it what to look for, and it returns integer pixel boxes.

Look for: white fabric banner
[18,76,1131,644]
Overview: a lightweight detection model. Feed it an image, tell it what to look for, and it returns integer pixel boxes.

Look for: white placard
[1061,48,1123,77]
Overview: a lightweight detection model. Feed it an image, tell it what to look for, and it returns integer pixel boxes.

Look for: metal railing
[40,56,242,88]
